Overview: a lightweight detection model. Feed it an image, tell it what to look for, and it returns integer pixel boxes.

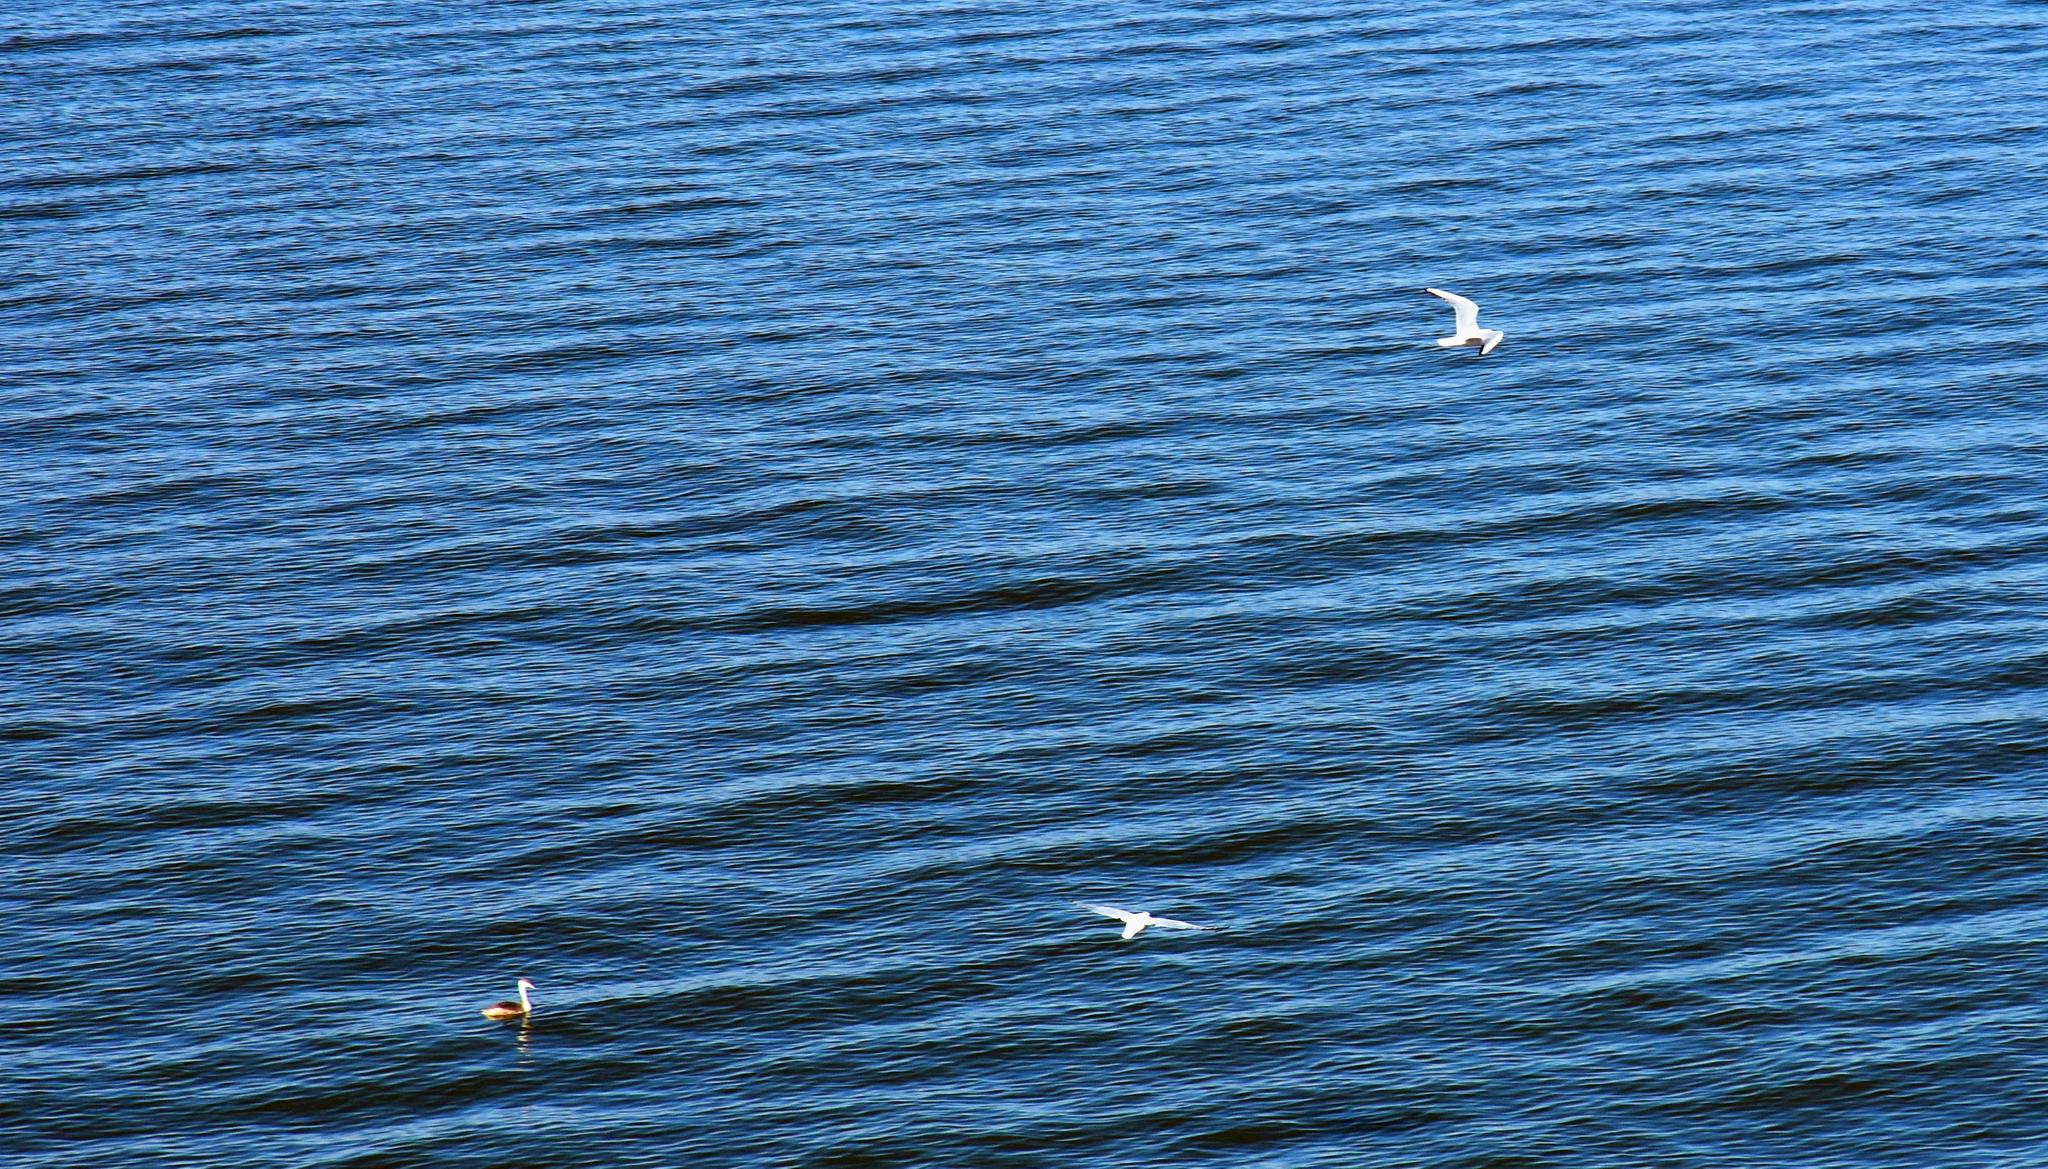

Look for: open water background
[7,1,2048,1165]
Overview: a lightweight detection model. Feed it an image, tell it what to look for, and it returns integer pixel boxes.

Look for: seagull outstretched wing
[1425,287,1481,335]
[1146,916,1219,932]
[1077,902,1139,924]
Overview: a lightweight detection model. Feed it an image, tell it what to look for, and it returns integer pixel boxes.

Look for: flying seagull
[1076,902,1222,940]
[1425,288,1504,355]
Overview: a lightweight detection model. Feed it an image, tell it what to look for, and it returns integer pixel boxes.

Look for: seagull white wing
[1077,902,1140,924]
[1425,287,1481,334]
[1146,916,1218,931]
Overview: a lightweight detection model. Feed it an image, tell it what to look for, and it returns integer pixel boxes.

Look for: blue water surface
[7,1,2048,1166]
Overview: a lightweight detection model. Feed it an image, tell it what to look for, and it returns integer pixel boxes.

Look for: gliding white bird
[1076,903,1221,940]
[1425,288,1505,355]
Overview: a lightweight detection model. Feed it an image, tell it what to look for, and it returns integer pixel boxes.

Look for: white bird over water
[1425,287,1505,355]
[1076,903,1222,940]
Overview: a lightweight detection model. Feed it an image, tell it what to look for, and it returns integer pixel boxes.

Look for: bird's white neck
[518,983,532,1014]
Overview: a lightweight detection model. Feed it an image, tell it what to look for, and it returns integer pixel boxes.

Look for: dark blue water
[9,1,2048,1165]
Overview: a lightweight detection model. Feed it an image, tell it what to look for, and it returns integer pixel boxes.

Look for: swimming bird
[481,978,535,1021]
[1425,288,1505,355]
[1076,902,1221,940]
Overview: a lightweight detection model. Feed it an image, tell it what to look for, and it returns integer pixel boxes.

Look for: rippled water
[9,1,2048,1165]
